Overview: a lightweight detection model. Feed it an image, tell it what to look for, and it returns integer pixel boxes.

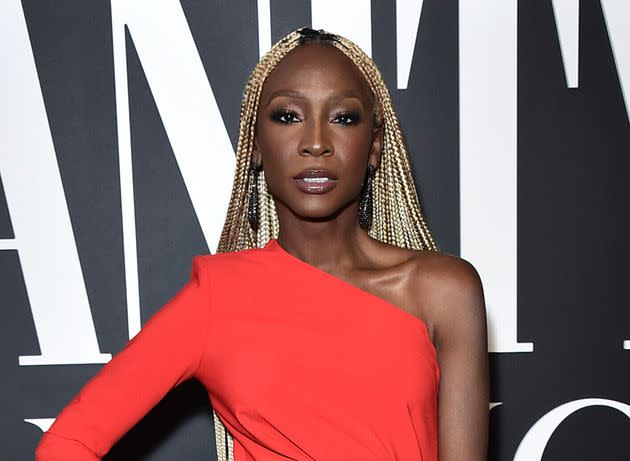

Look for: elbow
[35,431,101,461]
[34,431,56,461]
[34,438,51,461]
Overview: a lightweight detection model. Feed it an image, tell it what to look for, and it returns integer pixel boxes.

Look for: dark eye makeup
[269,108,361,127]
[332,111,361,126]
[270,109,301,125]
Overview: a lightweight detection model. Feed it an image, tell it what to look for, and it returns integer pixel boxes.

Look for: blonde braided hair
[213,28,438,457]
[216,27,437,253]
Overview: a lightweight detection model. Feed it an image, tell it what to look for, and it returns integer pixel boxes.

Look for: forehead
[260,43,373,106]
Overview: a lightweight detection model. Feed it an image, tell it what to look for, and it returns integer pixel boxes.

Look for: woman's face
[254,43,382,224]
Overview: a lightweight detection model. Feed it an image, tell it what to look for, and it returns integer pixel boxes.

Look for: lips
[293,169,338,194]
[293,169,337,180]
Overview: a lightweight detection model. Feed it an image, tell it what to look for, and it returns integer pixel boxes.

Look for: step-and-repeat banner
[1,1,629,459]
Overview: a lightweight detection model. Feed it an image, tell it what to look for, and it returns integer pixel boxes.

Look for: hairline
[256,41,380,131]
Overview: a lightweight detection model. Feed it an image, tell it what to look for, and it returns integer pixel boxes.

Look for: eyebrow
[264,89,365,108]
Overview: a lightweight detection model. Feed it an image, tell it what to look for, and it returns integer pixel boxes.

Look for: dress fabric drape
[35,238,440,460]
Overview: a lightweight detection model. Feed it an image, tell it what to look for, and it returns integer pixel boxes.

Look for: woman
[36,27,488,460]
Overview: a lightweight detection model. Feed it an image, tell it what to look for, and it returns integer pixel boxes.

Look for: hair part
[216,26,437,253]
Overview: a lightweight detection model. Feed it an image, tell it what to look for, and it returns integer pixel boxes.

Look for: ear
[368,120,384,170]
[252,136,262,166]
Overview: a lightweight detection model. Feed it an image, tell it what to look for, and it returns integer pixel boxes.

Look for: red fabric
[36,238,439,460]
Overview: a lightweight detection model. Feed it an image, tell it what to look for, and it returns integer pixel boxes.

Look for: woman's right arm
[35,256,211,460]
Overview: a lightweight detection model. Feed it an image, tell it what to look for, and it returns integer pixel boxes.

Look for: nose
[298,118,333,157]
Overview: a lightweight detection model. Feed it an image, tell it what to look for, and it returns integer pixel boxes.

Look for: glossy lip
[293,169,338,180]
[293,169,338,194]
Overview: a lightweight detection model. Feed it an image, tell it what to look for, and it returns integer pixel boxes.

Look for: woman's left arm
[433,258,489,461]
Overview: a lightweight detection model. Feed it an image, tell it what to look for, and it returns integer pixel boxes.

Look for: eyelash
[271,109,300,125]
[270,109,360,127]
[333,112,359,126]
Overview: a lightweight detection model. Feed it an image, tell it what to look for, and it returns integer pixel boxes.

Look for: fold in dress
[35,238,440,460]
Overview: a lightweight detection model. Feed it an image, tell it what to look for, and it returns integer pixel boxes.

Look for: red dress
[35,238,440,460]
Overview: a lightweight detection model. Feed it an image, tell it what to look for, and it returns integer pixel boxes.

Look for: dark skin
[253,42,489,461]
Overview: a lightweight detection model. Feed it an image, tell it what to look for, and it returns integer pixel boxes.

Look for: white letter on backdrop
[551,0,580,88]
[396,0,425,89]
[514,398,630,460]
[111,0,235,338]
[600,0,630,125]
[552,0,630,347]
[0,0,111,366]
[459,0,532,353]
[311,0,372,57]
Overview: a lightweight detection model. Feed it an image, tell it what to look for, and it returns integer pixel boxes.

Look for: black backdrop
[1,1,629,459]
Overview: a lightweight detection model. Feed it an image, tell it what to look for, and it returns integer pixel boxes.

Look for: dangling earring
[358,164,376,229]
[248,162,262,231]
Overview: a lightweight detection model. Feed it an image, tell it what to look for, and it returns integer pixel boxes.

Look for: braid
[216,27,437,253]
[213,26,438,460]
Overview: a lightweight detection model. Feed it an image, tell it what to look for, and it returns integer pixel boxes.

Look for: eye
[271,109,301,125]
[332,112,360,126]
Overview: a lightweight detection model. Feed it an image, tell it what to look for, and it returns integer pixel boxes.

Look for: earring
[358,164,376,229]
[248,162,262,231]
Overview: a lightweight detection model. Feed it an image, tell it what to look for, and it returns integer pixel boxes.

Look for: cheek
[256,121,298,160]
[256,135,294,198]
[334,129,374,168]
[344,135,372,156]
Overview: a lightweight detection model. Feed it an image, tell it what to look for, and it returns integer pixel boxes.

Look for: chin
[290,197,354,222]
[271,187,357,222]
[294,205,337,221]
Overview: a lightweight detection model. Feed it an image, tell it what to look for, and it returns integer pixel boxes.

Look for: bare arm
[432,258,489,460]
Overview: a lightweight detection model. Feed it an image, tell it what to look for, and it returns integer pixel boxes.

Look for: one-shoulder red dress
[35,238,440,460]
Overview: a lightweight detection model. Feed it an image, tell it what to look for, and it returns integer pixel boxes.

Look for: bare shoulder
[406,249,487,349]
[362,238,486,348]
[410,249,483,295]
